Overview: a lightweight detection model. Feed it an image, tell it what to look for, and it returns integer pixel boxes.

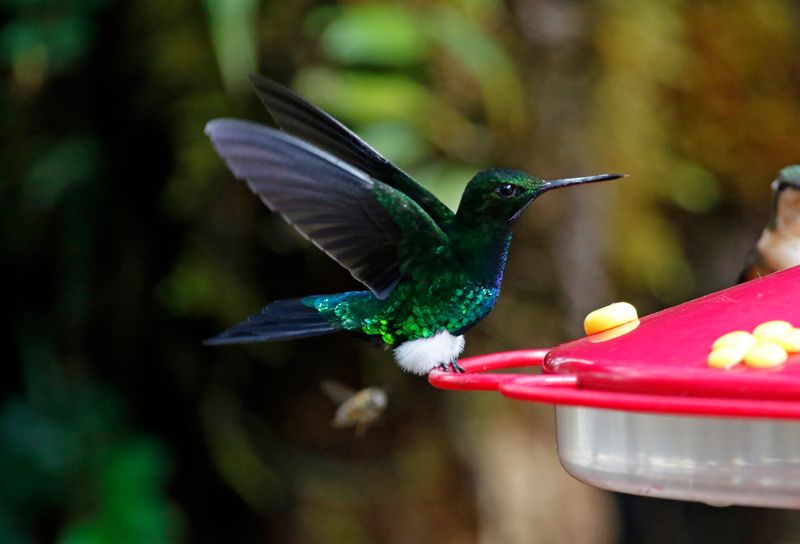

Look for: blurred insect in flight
[320,380,388,436]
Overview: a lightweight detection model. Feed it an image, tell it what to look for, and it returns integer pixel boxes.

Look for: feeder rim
[429,348,800,420]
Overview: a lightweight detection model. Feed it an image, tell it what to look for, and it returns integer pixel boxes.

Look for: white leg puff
[393,331,466,375]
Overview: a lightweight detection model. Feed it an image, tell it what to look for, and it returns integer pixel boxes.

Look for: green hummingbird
[204,74,623,374]
[740,165,800,283]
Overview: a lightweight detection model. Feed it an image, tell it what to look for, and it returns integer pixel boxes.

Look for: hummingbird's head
[769,165,800,232]
[456,169,623,225]
[773,165,800,193]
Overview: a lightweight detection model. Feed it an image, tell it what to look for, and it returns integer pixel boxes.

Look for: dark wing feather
[206,119,451,299]
[248,73,454,226]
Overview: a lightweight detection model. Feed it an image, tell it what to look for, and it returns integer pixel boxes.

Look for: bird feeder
[429,265,800,509]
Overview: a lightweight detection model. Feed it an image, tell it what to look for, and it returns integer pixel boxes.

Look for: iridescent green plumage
[204,75,623,374]
[307,284,499,346]
[305,169,538,346]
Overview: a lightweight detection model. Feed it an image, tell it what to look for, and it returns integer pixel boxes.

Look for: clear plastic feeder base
[555,406,800,509]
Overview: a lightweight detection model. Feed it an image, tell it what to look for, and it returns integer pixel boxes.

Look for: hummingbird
[204,74,623,374]
[739,165,800,283]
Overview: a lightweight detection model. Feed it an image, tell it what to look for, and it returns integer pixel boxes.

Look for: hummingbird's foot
[434,361,465,373]
[433,361,465,373]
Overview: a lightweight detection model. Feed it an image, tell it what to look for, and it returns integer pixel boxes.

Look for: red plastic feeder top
[430,265,800,418]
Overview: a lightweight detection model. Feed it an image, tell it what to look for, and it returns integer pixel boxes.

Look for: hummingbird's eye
[496,183,521,198]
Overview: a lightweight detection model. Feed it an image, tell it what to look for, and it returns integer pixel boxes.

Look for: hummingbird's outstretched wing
[248,74,454,226]
[206,119,452,299]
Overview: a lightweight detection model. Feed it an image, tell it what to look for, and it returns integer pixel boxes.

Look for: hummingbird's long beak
[510,173,625,222]
[539,173,625,194]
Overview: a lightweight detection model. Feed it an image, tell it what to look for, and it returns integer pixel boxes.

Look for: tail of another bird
[204,298,340,345]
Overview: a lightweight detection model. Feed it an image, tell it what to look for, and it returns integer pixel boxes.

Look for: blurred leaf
[22,136,100,208]
[2,324,180,543]
[425,5,526,131]
[205,0,258,94]
[356,122,430,167]
[293,67,431,123]
[667,162,721,213]
[58,439,181,544]
[410,160,478,212]
[302,4,338,35]
[0,16,95,74]
[158,249,258,321]
[1,400,81,475]
[0,19,48,90]
[320,4,428,67]
[615,213,695,303]
[293,67,488,161]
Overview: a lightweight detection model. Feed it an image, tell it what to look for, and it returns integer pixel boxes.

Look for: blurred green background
[3,0,800,542]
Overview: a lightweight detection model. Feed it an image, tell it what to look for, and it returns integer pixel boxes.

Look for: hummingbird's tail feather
[204,298,339,345]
